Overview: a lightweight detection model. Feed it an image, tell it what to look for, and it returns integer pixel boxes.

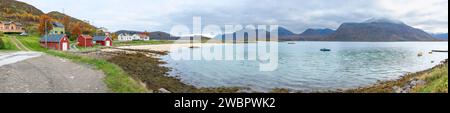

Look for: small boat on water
[288,42,296,44]
[320,48,331,51]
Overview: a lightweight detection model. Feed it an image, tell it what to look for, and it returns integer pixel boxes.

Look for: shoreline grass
[45,50,148,93]
[347,60,448,93]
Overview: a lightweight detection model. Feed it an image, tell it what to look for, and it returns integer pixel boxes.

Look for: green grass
[0,36,19,51]
[414,63,448,93]
[14,35,46,51]
[8,34,148,93]
[113,40,174,46]
[347,61,448,93]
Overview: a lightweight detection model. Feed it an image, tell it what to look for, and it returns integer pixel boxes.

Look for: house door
[105,41,111,46]
[62,42,68,51]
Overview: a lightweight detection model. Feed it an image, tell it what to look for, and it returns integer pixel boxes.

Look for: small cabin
[77,35,93,47]
[93,36,112,46]
[40,34,70,51]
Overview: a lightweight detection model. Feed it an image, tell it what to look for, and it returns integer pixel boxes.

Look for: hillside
[47,11,95,30]
[299,28,335,41]
[0,0,43,29]
[326,18,438,41]
[0,0,96,34]
[216,26,299,41]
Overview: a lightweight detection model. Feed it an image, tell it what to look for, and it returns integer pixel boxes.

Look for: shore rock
[158,88,172,93]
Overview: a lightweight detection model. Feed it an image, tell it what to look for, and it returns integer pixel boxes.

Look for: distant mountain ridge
[326,18,438,41]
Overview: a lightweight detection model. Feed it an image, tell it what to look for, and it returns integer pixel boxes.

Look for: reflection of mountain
[326,18,438,41]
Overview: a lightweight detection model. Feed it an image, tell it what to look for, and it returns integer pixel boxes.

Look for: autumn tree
[143,31,150,36]
[70,22,81,41]
[111,33,118,40]
[61,16,71,33]
[38,14,53,36]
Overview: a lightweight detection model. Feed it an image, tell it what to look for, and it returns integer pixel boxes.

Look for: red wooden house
[93,36,112,46]
[77,35,93,47]
[40,34,70,51]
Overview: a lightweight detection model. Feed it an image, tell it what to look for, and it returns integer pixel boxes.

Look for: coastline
[346,59,448,93]
[97,44,448,93]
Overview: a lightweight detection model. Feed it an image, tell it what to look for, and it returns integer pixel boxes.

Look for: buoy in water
[417,52,423,57]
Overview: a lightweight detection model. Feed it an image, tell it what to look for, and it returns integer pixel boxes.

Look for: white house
[118,33,149,41]
[118,33,138,41]
[138,34,150,41]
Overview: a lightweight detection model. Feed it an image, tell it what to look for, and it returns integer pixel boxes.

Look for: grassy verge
[413,62,448,93]
[45,50,148,93]
[0,36,19,51]
[11,34,148,93]
[107,52,241,93]
[347,60,448,93]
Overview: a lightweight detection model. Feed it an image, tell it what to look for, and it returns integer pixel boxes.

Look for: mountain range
[218,18,444,42]
[326,18,438,41]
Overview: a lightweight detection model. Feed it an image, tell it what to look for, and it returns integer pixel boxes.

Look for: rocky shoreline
[75,48,242,93]
[346,59,448,93]
[74,45,448,93]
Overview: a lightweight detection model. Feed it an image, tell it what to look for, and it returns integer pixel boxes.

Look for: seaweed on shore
[106,52,241,93]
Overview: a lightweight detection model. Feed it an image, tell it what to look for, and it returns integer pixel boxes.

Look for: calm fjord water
[161,42,448,92]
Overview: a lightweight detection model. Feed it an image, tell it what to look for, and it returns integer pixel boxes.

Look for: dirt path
[0,52,108,93]
[10,36,31,51]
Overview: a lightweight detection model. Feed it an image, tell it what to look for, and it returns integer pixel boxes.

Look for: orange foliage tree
[60,16,71,33]
[38,14,53,36]
[70,22,81,40]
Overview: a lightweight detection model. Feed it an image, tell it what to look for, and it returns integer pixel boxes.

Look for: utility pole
[45,21,48,49]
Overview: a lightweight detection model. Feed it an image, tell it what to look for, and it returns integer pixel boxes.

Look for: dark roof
[93,36,109,41]
[0,21,22,26]
[52,22,65,28]
[40,34,66,42]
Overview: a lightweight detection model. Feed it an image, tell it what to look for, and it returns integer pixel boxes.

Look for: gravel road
[0,52,108,93]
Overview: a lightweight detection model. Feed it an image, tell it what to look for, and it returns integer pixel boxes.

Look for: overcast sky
[19,0,448,33]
